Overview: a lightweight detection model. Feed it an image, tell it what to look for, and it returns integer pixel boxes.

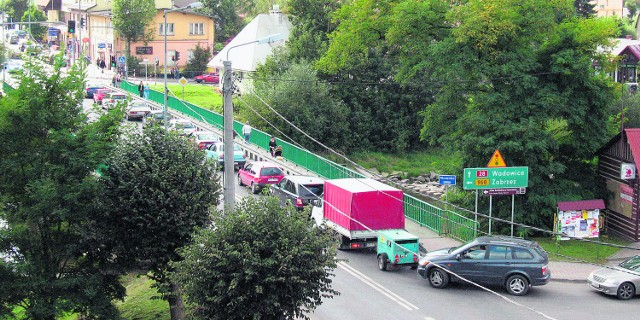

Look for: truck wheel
[428,268,449,289]
[378,254,389,271]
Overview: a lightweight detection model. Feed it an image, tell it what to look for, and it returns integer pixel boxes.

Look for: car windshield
[300,184,323,197]
[234,144,241,151]
[619,256,640,271]
[197,133,216,140]
[260,167,283,176]
[176,122,194,129]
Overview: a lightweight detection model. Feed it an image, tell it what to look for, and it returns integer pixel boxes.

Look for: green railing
[3,81,15,93]
[119,80,480,240]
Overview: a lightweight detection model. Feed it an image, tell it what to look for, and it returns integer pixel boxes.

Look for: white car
[103,92,128,110]
[125,101,152,121]
[587,255,640,300]
[169,119,196,135]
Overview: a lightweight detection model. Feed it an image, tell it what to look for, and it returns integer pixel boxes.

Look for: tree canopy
[21,5,47,40]
[171,196,338,320]
[90,125,221,319]
[111,0,156,59]
[0,55,124,319]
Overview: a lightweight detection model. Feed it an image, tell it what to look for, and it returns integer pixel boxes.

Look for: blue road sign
[439,175,457,186]
[117,56,126,64]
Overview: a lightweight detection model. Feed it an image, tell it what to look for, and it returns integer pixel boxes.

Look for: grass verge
[115,274,170,320]
[150,83,223,113]
[533,235,630,264]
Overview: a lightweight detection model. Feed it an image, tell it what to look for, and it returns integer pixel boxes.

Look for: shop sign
[621,163,636,180]
[136,46,153,55]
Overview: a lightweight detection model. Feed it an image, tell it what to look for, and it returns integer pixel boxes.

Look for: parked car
[189,131,219,150]
[205,141,246,169]
[237,161,285,194]
[102,92,128,110]
[85,83,105,98]
[145,110,172,125]
[194,73,220,84]
[125,101,152,121]
[587,255,640,300]
[93,88,113,105]
[168,119,196,135]
[9,35,18,44]
[417,236,550,296]
[269,175,324,209]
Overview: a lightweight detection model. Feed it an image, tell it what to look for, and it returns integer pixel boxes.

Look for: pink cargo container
[322,178,405,249]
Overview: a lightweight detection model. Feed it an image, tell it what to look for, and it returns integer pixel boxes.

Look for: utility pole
[222,60,234,209]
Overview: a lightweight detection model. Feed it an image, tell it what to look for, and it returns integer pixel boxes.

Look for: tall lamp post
[164,2,203,130]
[222,34,283,210]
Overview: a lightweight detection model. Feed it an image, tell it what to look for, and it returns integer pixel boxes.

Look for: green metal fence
[3,82,15,93]
[119,80,479,241]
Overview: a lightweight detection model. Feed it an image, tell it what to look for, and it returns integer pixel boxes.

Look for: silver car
[587,255,640,300]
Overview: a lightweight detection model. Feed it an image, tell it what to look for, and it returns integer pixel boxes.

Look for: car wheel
[427,268,449,288]
[377,253,389,271]
[506,274,530,296]
[251,183,259,194]
[617,282,636,300]
[238,175,244,186]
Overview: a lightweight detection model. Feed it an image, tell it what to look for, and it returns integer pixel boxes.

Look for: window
[512,247,534,260]
[159,23,174,35]
[189,23,204,35]
[462,245,487,260]
[487,245,510,260]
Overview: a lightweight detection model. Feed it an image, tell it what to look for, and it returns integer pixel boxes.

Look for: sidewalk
[405,219,639,283]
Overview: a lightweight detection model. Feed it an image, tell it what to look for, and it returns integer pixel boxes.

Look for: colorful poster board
[556,200,605,240]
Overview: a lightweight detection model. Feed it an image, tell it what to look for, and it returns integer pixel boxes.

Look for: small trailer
[376,229,420,271]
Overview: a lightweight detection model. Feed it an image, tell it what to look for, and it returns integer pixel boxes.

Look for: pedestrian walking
[112,75,117,87]
[242,121,252,143]
[138,81,144,98]
[143,83,150,99]
[100,59,106,73]
[115,73,122,87]
[269,136,277,157]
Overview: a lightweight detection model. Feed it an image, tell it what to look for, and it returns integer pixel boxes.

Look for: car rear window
[260,167,283,176]
[197,133,216,140]
[512,247,534,259]
[299,183,323,197]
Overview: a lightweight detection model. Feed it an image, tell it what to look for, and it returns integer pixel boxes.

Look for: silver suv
[417,236,550,295]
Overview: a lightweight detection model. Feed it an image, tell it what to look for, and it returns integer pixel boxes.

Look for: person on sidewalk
[138,81,144,97]
[143,83,150,99]
[269,136,277,157]
[100,59,106,73]
[242,121,252,143]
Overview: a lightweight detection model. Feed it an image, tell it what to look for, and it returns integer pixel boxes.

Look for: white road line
[337,261,419,311]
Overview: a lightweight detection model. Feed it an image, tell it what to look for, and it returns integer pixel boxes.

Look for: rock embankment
[373,170,449,199]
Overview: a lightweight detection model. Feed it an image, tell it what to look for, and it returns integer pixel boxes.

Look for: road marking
[337,261,419,311]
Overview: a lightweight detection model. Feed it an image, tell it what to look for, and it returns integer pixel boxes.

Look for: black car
[269,175,324,209]
[417,236,550,296]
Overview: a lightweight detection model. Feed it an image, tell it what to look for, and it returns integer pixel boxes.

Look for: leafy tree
[111,0,156,62]
[92,125,221,320]
[1,0,29,24]
[171,196,339,320]
[0,55,124,319]
[21,5,47,40]
[242,54,351,152]
[574,0,596,18]
[286,0,342,63]
[200,0,249,43]
[183,43,213,76]
[627,0,640,19]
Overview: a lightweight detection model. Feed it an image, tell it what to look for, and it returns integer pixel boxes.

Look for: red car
[238,161,284,194]
[93,88,113,105]
[195,73,220,84]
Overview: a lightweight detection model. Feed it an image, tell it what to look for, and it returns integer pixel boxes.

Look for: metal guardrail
[12,78,478,241]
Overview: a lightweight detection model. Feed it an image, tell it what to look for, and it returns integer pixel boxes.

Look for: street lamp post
[222,34,283,210]
[164,2,203,130]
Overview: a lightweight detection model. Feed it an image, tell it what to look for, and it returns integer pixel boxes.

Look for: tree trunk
[168,281,186,320]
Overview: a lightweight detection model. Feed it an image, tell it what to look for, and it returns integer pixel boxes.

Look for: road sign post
[179,77,188,100]
[438,175,456,204]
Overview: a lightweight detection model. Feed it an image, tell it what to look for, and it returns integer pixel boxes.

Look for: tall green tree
[243,54,351,152]
[626,0,640,19]
[200,0,249,43]
[111,0,156,61]
[287,0,342,63]
[171,197,338,320]
[1,0,29,25]
[574,0,596,18]
[92,125,221,320]
[183,43,213,76]
[21,5,47,40]
[0,55,124,319]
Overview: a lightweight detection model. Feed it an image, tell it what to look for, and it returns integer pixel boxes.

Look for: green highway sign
[463,167,529,190]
